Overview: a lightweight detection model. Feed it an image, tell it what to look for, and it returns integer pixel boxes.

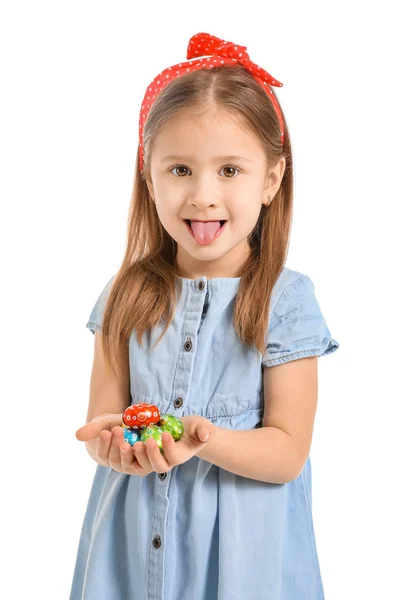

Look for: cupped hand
[75,413,140,475]
[75,413,215,477]
[131,414,215,476]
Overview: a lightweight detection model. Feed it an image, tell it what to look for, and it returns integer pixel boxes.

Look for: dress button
[198,280,205,291]
[184,337,192,351]
[158,472,167,480]
[152,535,162,549]
[174,397,183,408]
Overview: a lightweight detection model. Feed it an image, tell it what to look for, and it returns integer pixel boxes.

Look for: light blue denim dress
[70,266,339,600]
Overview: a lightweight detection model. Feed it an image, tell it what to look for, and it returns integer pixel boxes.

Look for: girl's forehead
[152,111,261,155]
[162,106,243,129]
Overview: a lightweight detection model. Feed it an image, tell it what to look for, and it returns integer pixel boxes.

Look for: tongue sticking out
[190,221,222,245]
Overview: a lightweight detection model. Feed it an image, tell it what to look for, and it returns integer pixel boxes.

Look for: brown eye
[171,166,190,176]
[221,166,239,178]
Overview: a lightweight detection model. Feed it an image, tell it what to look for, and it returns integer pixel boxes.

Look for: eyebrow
[159,155,253,164]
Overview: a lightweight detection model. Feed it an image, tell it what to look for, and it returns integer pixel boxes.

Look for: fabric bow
[139,32,284,171]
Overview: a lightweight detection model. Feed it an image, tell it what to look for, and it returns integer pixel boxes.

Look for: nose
[188,173,219,209]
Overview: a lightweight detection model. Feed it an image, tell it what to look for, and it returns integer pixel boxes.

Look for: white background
[1,1,399,598]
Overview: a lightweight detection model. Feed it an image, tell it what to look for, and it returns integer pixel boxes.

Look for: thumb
[196,425,211,443]
[75,413,123,442]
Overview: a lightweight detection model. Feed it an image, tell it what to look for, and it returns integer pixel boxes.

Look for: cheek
[232,201,260,223]
[232,207,263,237]
[153,193,175,215]
[154,201,181,232]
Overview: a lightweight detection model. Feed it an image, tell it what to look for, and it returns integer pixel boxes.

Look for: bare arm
[197,356,319,484]
[83,332,131,461]
[197,425,300,484]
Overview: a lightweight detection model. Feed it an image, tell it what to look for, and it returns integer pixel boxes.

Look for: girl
[71,32,339,600]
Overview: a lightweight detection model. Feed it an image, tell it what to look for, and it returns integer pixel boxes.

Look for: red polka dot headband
[138,32,284,172]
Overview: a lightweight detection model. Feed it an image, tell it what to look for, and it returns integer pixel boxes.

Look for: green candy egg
[140,425,165,454]
[159,414,184,441]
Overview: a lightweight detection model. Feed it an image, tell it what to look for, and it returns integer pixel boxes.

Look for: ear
[263,156,286,204]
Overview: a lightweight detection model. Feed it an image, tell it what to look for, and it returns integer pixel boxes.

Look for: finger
[97,429,112,466]
[133,441,153,472]
[145,437,171,473]
[160,432,181,465]
[195,424,211,442]
[75,414,123,442]
[119,442,136,474]
[130,457,150,477]
[108,426,125,470]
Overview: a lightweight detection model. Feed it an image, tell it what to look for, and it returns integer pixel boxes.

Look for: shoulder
[86,274,117,334]
[94,273,117,310]
[270,266,312,315]
[98,273,117,300]
[264,267,339,365]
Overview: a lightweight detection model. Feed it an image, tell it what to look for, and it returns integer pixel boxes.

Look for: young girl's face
[146,107,285,279]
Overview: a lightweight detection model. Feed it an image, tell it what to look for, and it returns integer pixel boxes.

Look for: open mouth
[183,219,228,245]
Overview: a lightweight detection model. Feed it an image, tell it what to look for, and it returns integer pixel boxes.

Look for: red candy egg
[122,403,160,430]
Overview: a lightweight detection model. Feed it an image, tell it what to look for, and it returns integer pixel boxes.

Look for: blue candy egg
[123,428,141,446]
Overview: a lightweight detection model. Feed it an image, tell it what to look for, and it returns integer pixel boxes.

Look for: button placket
[147,276,209,600]
[171,279,207,420]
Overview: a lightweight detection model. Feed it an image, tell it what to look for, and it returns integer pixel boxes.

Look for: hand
[131,414,215,476]
[75,414,215,477]
[75,413,140,475]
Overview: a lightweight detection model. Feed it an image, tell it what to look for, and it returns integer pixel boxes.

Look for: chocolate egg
[123,429,141,446]
[122,403,160,430]
[159,414,184,441]
[140,425,165,454]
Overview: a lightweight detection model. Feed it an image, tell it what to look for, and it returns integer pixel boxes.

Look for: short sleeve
[262,274,339,367]
[86,275,116,335]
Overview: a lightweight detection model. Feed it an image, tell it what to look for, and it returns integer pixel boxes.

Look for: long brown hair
[99,64,293,378]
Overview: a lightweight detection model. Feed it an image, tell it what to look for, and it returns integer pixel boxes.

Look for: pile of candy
[122,403,184,454]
